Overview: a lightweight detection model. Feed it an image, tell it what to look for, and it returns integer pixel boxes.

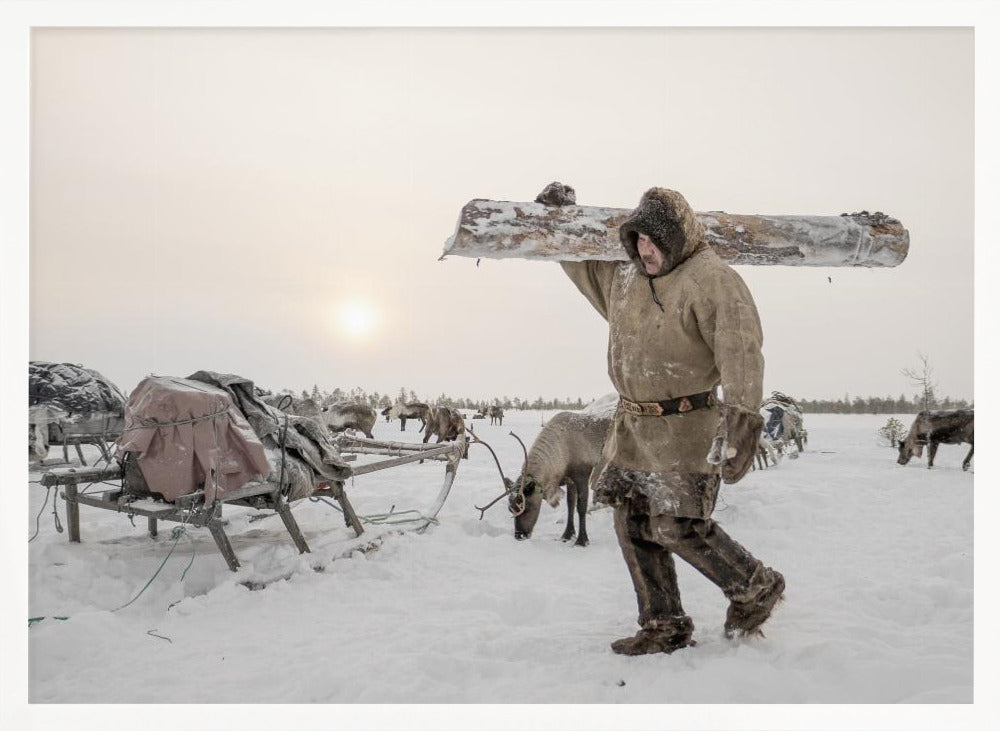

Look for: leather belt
[619,390,718,417]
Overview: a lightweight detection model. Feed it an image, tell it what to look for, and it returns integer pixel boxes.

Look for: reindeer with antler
[474,412,611,547]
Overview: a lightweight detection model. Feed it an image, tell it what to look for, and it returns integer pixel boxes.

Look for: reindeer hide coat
[561,188,764,518]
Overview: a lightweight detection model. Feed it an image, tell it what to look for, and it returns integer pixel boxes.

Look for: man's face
[636,233,665,275]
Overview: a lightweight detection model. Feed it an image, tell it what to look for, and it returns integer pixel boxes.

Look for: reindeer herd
[270,395,508,452]
[264,390,974,548]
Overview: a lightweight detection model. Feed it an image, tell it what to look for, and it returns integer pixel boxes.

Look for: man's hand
[709,405,764,484]
[535,181,576,206]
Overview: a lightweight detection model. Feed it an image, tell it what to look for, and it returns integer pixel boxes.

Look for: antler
[509,431,529,466]
[467,424,516,520]
[504,431,531,517]
[465,424,507,483]
[473,490,515,520]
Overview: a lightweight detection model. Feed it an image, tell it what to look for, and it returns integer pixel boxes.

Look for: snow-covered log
[442,200,909,267]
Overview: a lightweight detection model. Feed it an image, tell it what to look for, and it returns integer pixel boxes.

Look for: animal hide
[718,406,765,484]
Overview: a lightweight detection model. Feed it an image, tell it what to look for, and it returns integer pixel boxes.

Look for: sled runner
[38,372,466,571]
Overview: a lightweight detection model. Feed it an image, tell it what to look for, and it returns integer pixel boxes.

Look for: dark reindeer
[488,405,505,426]
[897,409,974,471]
[418,406,467,463]
[422,406,465,444]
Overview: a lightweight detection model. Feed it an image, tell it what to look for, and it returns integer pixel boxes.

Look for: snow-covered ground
[27,412,972,705]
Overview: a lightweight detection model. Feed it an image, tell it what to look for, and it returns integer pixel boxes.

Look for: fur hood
[618,188,707,278]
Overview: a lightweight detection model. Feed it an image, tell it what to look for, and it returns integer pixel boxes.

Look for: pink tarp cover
[116,376,270,503]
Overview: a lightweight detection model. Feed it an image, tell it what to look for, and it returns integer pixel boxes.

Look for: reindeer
[380,406,393,423]
[897,409,974,471]
[488,405,505,426]
[323,401,377,440]
[502,412,611,547]
[422,406,465,444]
[388,401,431,432]
[262,394,323,418]
[417,406,467,462]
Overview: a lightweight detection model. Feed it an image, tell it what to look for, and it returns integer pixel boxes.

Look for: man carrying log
[546,182,785,655]
[444,185,907,653]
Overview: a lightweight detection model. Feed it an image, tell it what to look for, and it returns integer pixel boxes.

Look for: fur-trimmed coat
[561,188,764,517]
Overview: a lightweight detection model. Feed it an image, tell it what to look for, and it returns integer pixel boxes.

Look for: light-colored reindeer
[388,401,431,432]
[500,412,611,547]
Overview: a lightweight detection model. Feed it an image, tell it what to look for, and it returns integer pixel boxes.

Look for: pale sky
[28,27,974,403]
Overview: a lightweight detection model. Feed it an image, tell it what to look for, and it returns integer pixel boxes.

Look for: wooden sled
[39,434,466,572]
[43,432,121,468]
[32,413,123,469]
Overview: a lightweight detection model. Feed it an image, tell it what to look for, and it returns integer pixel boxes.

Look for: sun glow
[337,301,376,338]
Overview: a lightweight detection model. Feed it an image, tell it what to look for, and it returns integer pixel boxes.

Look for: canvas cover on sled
[29,361,128,462]
[116,376,271,504]
[29,361,127,435]
[116,372,353,504]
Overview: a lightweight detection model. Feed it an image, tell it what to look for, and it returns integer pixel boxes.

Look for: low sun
[337,301,375,338]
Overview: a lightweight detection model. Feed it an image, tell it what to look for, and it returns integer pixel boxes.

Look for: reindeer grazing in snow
[500,412,611,547]
[388,401,431,432]
[418,406,467,463]
[897,409,974,471]
[323,401,377,440]
[422,406,465,444]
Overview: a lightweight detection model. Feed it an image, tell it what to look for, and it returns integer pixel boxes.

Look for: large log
[442,199,909,267]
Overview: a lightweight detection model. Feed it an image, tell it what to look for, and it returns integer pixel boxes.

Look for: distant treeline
[796,394,972,414]
[272,385,971,415]
[272,385,587,412]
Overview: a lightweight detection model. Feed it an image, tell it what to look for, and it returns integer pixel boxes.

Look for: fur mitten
[535,181,576,206]
[710,405,765,484]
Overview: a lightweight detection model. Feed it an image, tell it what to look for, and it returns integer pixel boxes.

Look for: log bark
[442,199,909,267]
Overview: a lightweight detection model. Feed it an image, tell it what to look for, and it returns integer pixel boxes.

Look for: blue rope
[309,496,439,527]
[28,488,52,542]
[111,525,189,613]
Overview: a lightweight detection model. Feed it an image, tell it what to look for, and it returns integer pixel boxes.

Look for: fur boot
[724,566,785,638]
[611,616,696,656]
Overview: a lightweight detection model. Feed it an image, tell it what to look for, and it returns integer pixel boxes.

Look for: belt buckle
[678,397,693,413]
[621,398,662,416]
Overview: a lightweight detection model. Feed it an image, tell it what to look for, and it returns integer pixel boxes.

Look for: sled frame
[39,434,466,572]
